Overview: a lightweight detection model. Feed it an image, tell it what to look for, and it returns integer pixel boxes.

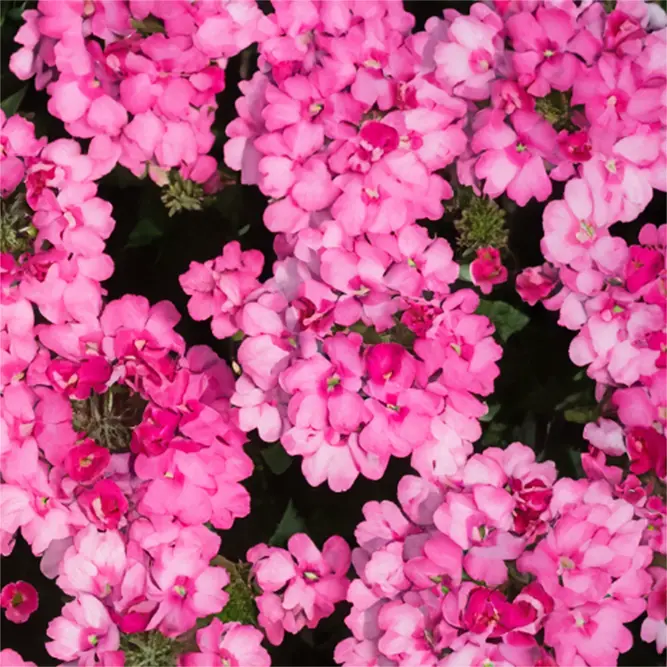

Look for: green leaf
[458,263,472,282]
[476,300,530,342]
[349,321,383,344]
[269,500,306,547]
[555,389,592,412]
[260,443,292,475]
[511,412,537,445]
[8,7,27,21]
[568,449,584,478]
[564,408,597,424]
[481,421,507,447]
[126,218,163,249]
[130,15,165,35]
[479,403,500,423]
[1,86,27,117]
[299,628,315,648]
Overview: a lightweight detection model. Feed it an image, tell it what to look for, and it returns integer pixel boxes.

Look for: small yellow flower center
[80,455,94,468]
[327,375,340,391]
[560,556,575,570]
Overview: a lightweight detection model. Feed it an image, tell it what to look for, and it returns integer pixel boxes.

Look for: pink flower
[470,247,507,295]
[63,439,111,483]
[46,356,112,399]
[179,241,264,340]
[131,406,181,457]
[77,479,128,531]
[459,586,537,637]
[626,426,666,478]
[641,567,667,653]
[146,544,230,637]
[248,534,351,645]
[625,245,664,293]
[56,525,127,598]
[541,178,612,270]
[583,419,626,457]
[544,600,645,666]
[0,581,38,624]
[469,110,557,206]
[519,479,652,609]
[516,263,560,307]
[434,7,503,100]
[506,7,593,97]
[0,649,36,667]
[179,619,271,667]
[46,594,120,664]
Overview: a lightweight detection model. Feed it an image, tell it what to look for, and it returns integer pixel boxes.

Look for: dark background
[1,1,664,665]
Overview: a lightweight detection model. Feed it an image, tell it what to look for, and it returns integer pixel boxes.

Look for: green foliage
[214,560,258,626]
[130,14,166,36]
[121,631,184,667]
[269,499,307,547]
[454,190,508,253]
[261,443,293,475]
[476,300,530,342]
[126,217,164,248]
[535,90,578,132]
[0,192,35,255]
[71,387,146,453]
[1,85,26,116]
[161,173,214,217]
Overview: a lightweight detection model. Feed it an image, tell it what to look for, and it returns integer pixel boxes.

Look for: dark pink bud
[0,581,38,624]
[625,246,663,293]
[627,426,666,477]
[131,406,180,456]
[366,343,407,385]
[557,130,592,163]
[78,479,128,530]
[64,439,111,483]
[359,122,400,156]
[46,357,112,400]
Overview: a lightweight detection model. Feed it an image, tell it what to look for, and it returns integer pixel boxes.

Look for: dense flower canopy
[0,0,665,665]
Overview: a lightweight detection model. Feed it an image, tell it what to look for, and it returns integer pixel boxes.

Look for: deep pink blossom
[470,247,507,295]
[0,581,38,624]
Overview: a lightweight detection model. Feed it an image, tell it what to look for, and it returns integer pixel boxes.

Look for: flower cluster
[1,116,262,665]
[178,618,271,667]
[453,0,666,208]
[335,443,654,667]
[1,108,117,340]
[193,1,506,495]
[222,253,503,491]
[226,0,469,238]
[503,1,667,656]
[2,0,667,664]
[247,533,351,645]
[179,240,264,339]
[10,0,271,188]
